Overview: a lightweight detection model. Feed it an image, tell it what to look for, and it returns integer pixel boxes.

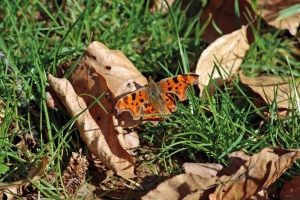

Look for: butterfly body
[145,78,170,115]
[115,74,199,121]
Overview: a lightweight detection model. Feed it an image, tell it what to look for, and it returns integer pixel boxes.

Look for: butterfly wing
[157,74,199,101]
[162,93,176,112]
[141,102,163,120]
[115,88,162,120]
[115,74,199,122]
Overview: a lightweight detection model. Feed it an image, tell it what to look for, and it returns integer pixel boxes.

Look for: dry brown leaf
[83,41,147,98]
[210,147,300,200]
[201,0,256,44]
[240,72,299,117]
[182,163,223,178]
[280,174,300,199]
[123,130,140,150]
[48,42,155,178]
[142,147,297,199]
[150,0,175,14]
[46,89,65,110]
[196,26,250,97]
[141,173,219,200]
[76,41,147,129]
[47,74,136,178]
[253,0,300,36]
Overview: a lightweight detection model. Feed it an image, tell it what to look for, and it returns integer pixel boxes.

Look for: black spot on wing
[172,76,179,84]
[131,93,136,101]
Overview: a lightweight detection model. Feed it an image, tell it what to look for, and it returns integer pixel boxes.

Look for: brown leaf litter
[142,147,300,200]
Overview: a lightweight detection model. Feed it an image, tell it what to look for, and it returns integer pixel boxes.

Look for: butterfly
[115,74,199,121]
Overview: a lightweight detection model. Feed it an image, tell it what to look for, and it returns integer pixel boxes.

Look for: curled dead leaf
[144,147,299,199]
[240,72,299,118]
[78,41,147,128]
[196,26,250,97]
[210,147,300,199]
[47,74,136,178]
[253,0,300,36]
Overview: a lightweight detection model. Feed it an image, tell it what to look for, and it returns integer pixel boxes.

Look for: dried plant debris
[62,151,89,193]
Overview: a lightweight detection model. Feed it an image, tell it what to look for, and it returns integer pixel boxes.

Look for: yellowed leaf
[210,147,300,200]
[47,74,136,178]
[254,0,300,36]
[196,26,250,97]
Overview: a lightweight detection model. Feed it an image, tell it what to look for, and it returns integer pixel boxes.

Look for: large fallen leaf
[74,42,147,129]
[280,174,300,199]
[47,74,135,178]
[49,42,150,178]
[210,147,300,200]
[240,72,299,117]
[253,0,300,36]
[143,147,299,199]
[141,173,219,200]
[196,26,250,97]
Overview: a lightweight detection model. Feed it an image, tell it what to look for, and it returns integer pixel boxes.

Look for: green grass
[1,0,300,198]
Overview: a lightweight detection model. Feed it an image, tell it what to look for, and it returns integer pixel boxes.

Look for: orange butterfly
[115,74,199,121]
